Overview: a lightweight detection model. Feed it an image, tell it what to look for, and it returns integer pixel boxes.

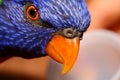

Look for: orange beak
[46,35,80,74]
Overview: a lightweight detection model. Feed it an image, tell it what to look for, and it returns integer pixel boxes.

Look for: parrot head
[0,0,90,74]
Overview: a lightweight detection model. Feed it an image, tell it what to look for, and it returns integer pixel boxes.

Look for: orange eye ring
[26,5,39,21]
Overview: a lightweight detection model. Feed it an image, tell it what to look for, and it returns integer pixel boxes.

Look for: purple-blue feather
[0,0,90,58]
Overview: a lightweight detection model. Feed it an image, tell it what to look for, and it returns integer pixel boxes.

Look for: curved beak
[46,35,80,74]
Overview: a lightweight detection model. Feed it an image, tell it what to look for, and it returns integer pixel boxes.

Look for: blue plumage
[0,0,90,58]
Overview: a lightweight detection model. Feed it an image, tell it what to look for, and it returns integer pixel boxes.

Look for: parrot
[0,0,90,74]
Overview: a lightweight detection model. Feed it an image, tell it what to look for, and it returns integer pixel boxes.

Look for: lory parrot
[0,0,90,74]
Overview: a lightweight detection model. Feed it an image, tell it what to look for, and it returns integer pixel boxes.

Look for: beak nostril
[66,30,73,36]
[57,27,83,39]
[63,28,74,38]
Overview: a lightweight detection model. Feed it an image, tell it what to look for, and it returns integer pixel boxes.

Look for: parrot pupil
[29,9,36,18]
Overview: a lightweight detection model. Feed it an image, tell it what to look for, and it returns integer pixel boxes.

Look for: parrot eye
[22,3,52,28]
[26,5,39,21]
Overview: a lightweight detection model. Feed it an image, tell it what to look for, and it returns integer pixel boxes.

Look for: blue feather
[0,0,90,58]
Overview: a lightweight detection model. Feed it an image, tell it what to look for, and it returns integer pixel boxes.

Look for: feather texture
[0,0,90,58]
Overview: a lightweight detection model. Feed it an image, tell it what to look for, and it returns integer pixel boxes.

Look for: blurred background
[0,0,120,80]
